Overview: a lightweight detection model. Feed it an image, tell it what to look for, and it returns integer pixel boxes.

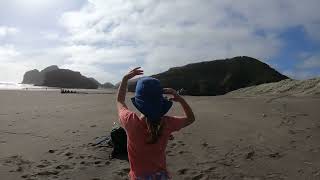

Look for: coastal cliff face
[22,65,59,85]
[22,69,43,85]
[22,66,99,89]
[42,69,98,89]
[128,56,288,96]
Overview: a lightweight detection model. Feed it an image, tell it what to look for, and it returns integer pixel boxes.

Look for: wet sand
[0,90,319,180]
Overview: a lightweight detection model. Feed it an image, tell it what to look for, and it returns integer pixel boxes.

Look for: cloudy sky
[0,0,319,84]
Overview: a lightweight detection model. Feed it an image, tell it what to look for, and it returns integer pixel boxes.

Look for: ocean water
[0,82,116,93]
[0,82,52,90]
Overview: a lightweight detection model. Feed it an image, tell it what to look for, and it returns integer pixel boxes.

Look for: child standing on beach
[116,67,195,180]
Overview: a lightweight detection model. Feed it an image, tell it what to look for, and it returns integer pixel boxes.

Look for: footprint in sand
[36,160,52,168]
[2,155,32,173]
[268,152,283,159]
[170,143,177,148]
[36,164,47,168]
[94,160,102,165]
[178,141,185,146]
[22,170,60,179]
[192,173,207,180]
[178,150,188,154]
[75,155,86,160]
[201,142,209,147]
[48,149,56,154]
[55,164,73,170]
[9,166,23,172]
[80,161,91,166]
[202,166,217,173]
[35,170,60,176]
[64,152,74,160]
[21,174,31,179]
[116,168,130,177]
[177,168,189,175]
[72,130,80,134]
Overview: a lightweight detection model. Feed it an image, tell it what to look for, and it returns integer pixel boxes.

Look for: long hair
[145,118,163,144]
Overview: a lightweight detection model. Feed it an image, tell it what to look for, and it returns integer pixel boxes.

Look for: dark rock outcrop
[22,69,43,85]
[42,69,98,89]
[41,65,59,73]
[22,66,98,89]
[22,65,59,85]
[129,56,288,96]
[89,78,102,87]
[101,82,115,88]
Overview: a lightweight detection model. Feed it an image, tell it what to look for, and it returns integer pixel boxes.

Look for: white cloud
[305,23,320,41]
[1,0,320,83]
[61,63,118,83]
[283,54,320,79]
[60,0,299,76]
[57,45,142,64]
[41,32,61,41]
[0,45,35,82]
[299,54,320,69]
[0,45,20,61]
[283,69,319,80]
[0,26,19,37]
[0,44,67,82]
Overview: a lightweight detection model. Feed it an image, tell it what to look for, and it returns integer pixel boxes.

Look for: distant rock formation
[101,82,115,89]
[22,65,59,85]
[128,56,288,96]
[89,78,102,87]
[22,69,42,85]
[41,65,59,73]
[42,69,98,89]
[22,66,98,89]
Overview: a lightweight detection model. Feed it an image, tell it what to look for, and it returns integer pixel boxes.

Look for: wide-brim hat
[131,77,172,121]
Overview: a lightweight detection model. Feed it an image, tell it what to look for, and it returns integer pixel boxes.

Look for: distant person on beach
[117,67,195,180]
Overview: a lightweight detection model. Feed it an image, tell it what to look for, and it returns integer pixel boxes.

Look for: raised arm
[163,88,195,128]
[117,67,143,110]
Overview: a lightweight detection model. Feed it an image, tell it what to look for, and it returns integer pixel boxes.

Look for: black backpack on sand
[110,126,128,158]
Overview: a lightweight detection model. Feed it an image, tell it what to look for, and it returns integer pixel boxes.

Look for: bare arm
[163,88,195,128]
[176,96,195,127]
[117,76,129,110]
[116,67,143,111]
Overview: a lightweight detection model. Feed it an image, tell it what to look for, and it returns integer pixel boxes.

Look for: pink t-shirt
[118,107,186,179]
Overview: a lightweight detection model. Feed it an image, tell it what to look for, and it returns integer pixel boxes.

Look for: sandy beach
[0,90,320,180]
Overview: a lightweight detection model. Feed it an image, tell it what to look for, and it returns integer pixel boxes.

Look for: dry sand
[0,90,320,180]
[229,78,320,96]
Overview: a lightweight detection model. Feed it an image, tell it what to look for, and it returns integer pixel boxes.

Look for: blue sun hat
[131,77,172,122]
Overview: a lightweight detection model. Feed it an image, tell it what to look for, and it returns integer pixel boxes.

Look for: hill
[22,66,98,89]
[89,78,102,87]
[22,65,59,85]
[101,82,115,89]
[128,56,288,95]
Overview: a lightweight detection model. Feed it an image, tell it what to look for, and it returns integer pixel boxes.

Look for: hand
[163,88,182,102]
[124,67,144,80]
